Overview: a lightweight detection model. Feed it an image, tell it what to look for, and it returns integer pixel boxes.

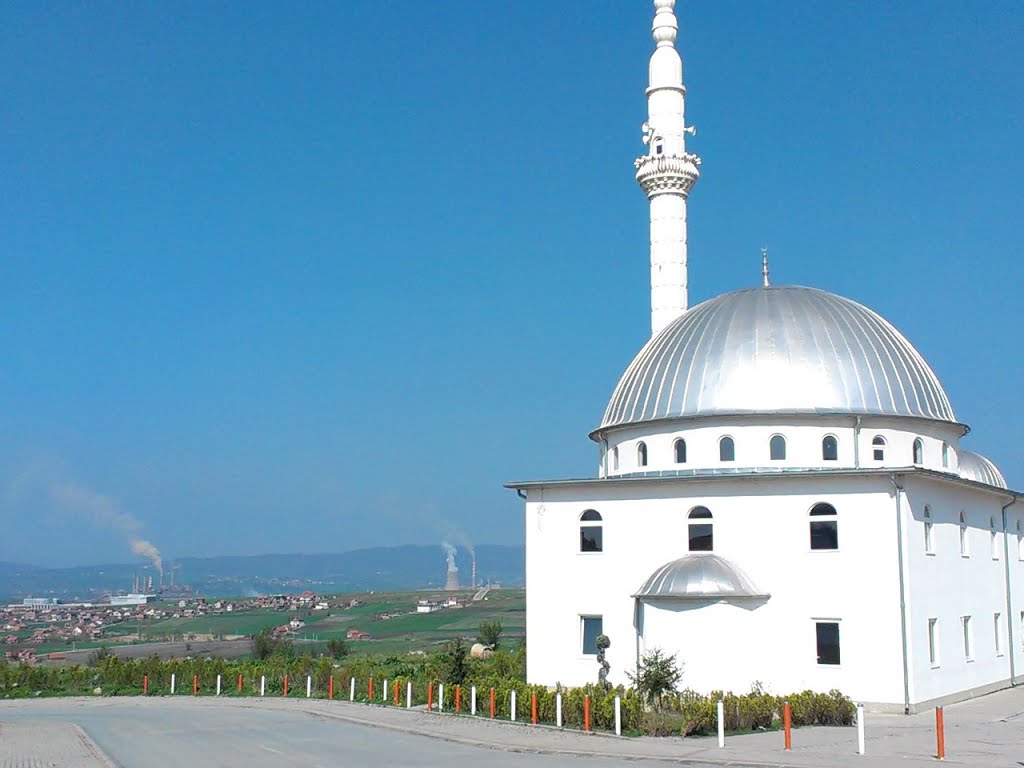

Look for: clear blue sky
[1,1,1021,568]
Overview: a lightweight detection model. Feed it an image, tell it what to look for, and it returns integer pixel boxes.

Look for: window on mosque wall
[769,434,786,461]
[581,616,603,656]
[579,509,603,553]
[637,441,648,468]
[674,438,687,464]
[815,621,841,665]
[612,446,619,471]
[942,442,951,468]
[962,615,974,661]
[928,618,940,667]
[960,512,969,557]
[809,503,838,550]
[991,517,999,560]
[924,506,934,554]
[913,438,924,465]
[688,507,713,552]
[872,435,886,461]
[719,436,735,462]
[995,613,1004,656]
[822,435,838,461]
[1017,521,1023,561]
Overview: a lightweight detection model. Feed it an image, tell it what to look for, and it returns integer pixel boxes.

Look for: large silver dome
[600,286,957,431]
[958,450,1007,489]
[634,554,769,601]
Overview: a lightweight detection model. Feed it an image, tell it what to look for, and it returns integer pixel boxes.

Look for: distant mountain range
[0,545,524,602]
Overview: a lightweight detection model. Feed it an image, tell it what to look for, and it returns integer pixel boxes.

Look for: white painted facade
[510,0,1020,713]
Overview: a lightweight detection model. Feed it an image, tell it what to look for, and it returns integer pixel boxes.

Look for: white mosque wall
[599,415,963,478]
[523,473,907,704]
[900,477,1022,707]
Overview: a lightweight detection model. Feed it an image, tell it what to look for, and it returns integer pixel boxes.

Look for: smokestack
[443,541,459,591]
[471,555,477,590]
[147,575,153,592]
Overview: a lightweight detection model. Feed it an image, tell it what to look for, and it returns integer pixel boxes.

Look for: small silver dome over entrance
[634,554,769,601]
[600,286,958,431]
[959,450,1007,489]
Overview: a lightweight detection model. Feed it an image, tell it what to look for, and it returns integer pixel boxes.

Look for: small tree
[477,620,503,649]
[595,634,611,689]
[251,630,274,660]
[629,648,682,709]
[325,638,349,659]
[436,638,469,685]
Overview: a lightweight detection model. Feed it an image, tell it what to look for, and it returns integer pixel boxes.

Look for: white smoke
[442,540,458,573]
[50,484,163,578]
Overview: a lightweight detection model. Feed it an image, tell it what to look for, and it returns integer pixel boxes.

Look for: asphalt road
[0,700,635,768]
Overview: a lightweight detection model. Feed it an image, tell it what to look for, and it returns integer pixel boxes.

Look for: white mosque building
[509,0,1021,713]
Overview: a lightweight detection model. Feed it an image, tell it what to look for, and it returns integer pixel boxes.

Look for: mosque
[508,0,1021,712]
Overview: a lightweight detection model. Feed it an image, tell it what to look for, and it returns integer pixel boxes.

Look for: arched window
[719,436,735,462]
[809,502,838,550]
[924,506,934,554]
[1017,520,1022,561]
[769,435,786,461]
[822,435,838,462]
[991,517,999,560]
[637,442,648,467]
[959,512,968,557]
[913,438,924,465]
[872,435,886,461]
[579,510,603,552]
[942,443,951,468]
[612,446,619,471]
[674,438,687,464]
[688,507,713,551]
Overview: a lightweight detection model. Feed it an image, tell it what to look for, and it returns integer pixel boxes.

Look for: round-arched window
[872,435,886,461]
[822,435,838,461]
[769,435,786,461]
[688,506,713,551]
[719,436,735,462]
[637,442,648,468]
[674,438,687,464]
[580,509,603,552]
[809,502,838,550]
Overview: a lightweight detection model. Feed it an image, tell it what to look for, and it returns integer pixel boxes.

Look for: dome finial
[761,246,770,287]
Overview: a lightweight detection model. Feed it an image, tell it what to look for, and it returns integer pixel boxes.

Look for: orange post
[143,674,148,695]
[237,674,243,692]
[936,706,945,760]
[427,683,434,711]
[455,685,461,713]
[783,702,792,750]
[394,680,399,706]
[193,675,198,695]
[283,675,288,697]
[490,688,496,718]
[368,677,374,702]
[531,693,538,725]
[329,676,334,700]
[584,695,591,732]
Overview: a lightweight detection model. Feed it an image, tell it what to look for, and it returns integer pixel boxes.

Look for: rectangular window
[810,520,839,550]
[580,527,603,552]
[995,613,1003,656]
[962,615,974,661]
[925,520,934,554]
[815,621,840,665]
[992,529,1000,560]
[688,524,713,551]
[928,618,940,667]
[960,523,969,557]
[581,616,602,656]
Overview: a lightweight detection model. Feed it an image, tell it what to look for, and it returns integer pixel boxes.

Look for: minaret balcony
[635,153,701,198]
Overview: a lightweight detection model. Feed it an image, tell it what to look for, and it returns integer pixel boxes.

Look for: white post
[170,673,176,694]
[471,686,477,715]
[510,690,517,722]
[406,681,413,708]
[556,692,562,728]
[614,695,622,736]
[216,674,222,696]
[382,679,388,702]
[856,704,865,755]
[350,677,356,702]
[260,675,266,697]
[439,683,444,712]
[306,675,312,698]
[717,699,725,748]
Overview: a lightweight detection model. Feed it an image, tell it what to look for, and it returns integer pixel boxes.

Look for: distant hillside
[0,545,523,602]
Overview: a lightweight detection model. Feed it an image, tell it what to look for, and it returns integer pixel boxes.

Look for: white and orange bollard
[170,673,176,695]
[856,704,865,755]
[306,675,312,698]
[471,686,477,715]
[438,683,444,712]
[406,681,412,708]
[350,677,356,702]
[260,675,266,697]
[510,690,516,722]
[614,695,621,735]
[936,706,945,760]
[556,692,562,728]
[717,699,725,748]
[216,674,222,696]
[783,702,792,750]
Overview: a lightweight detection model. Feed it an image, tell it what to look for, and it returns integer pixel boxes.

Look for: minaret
[635,0,701,337]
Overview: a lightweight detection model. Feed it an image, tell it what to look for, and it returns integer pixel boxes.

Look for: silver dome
[634,554,769,601]
[601,286,957,431]
[958,450,1007,489]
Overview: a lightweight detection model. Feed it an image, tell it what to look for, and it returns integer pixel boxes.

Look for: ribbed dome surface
[958,451,1007,489]
[601,286,957,430]
[634,554,768,601]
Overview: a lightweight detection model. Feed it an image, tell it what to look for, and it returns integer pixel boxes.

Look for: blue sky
[1,1,1021,568]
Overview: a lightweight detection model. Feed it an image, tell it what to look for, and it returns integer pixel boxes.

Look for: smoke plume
[50,484,163,578]
[442,540,458,573]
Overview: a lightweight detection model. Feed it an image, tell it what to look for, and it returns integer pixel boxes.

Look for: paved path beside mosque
[2,688,1023,766]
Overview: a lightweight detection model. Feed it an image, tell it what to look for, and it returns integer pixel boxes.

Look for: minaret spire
[761,246,770,287]
[636,0,701,337]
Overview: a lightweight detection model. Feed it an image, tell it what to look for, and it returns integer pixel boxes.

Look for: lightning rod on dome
[761,247,770,287]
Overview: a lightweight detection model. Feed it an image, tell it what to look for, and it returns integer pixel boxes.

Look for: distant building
[416,600,441,614]
[21,598,58,607]
[110,594,155,606]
